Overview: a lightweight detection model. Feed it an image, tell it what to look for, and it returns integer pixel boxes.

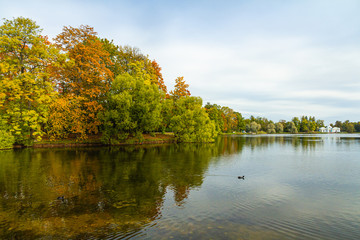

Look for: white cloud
[2,0,360,122]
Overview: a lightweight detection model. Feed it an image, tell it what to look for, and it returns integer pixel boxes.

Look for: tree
[354,122,360,132]
[160,98,174,133]
[53,25,113,139]
[342,120,355,133]
[0,17,60,143]
[286,121,298,133]
[100,61,163,143]
[256,117,269,132]
[170,97,216,142]
[236,112,246,132]
[249,121,261,133]
[220,106,238,133]
[100,41,167,95]
[275,122,284,133]
[300,116,309,132]
[316,119,325,128]
[267,123,276,134]
[334,121,342,129]
[170,76,190,100]
[0,115,15,149]
[292,117,301,132]
[149,60,167,94]
[204,103,224,133]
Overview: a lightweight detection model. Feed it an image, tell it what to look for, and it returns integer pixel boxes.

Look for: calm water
[1,134,360,239]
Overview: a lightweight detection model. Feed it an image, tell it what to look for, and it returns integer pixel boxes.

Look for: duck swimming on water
[57,196,65,200]
[238,176,245,179]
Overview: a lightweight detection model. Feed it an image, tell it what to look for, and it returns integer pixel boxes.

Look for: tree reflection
[0,135,330,238]
[0,138,245,239]
[231,135,324,151]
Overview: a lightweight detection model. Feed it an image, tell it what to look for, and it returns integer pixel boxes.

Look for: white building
[319,126,341,133]
[326,126,332,132]
[319,127,326,132]
[332,127,341,133]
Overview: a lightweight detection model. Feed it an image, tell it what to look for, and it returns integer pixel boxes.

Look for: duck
[57,196,65,200]
[237,176,245,179]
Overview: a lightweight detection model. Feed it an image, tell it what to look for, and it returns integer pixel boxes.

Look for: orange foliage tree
[149,60,167,94]
[49,25,113,139]
[170,76,190,100]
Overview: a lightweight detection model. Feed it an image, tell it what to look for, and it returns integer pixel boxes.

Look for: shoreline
[1,132,355,151]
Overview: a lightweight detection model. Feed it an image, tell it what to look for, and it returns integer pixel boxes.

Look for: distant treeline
[0,17,358,149]
[203,108,360,134]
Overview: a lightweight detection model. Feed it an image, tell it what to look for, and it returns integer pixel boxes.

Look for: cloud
[150,35,360,122]
[1,0,360,123]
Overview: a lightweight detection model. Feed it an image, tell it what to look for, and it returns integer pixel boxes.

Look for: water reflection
[0,139,246,239]
[0,134,359,239]
[236,134,325,151]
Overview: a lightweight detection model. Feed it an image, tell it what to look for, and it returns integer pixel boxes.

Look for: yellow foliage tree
[0,17,61,143]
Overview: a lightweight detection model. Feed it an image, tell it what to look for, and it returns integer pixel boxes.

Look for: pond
[0,134,360,239]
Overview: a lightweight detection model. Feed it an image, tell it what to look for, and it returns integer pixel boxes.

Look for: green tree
[342,120,355,133]
[267,123,276,134]
[236,112,246,132]
[256,117,269,132]
[0,17,60,144]
[170,97,216,142]
[160,98,174,133]
[204,103,224,133]
[316,119,325,129]
[100,41,167,94]
[300,116,309,132]
[334,121,342,129]
[292,117,301,132]
[275,122,284,133]
[286,121,298,133]
[308,117,317,132]
[100,61,163,143]
[249,121,261,133]
[354,122,360,132]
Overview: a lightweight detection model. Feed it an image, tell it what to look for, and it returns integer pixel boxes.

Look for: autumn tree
[149,59,167,94]
[0,17,60,143]
[50,25,113,139]
[170,76,190,100]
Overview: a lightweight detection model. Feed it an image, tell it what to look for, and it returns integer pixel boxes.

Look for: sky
[1,0,360,124]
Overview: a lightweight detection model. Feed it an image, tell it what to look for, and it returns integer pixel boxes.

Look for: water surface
[0,134,359,239]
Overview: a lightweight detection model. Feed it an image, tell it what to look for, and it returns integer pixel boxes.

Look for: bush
[0,130,15,149]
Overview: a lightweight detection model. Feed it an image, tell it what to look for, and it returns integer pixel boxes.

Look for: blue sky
[1,0,360,123]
